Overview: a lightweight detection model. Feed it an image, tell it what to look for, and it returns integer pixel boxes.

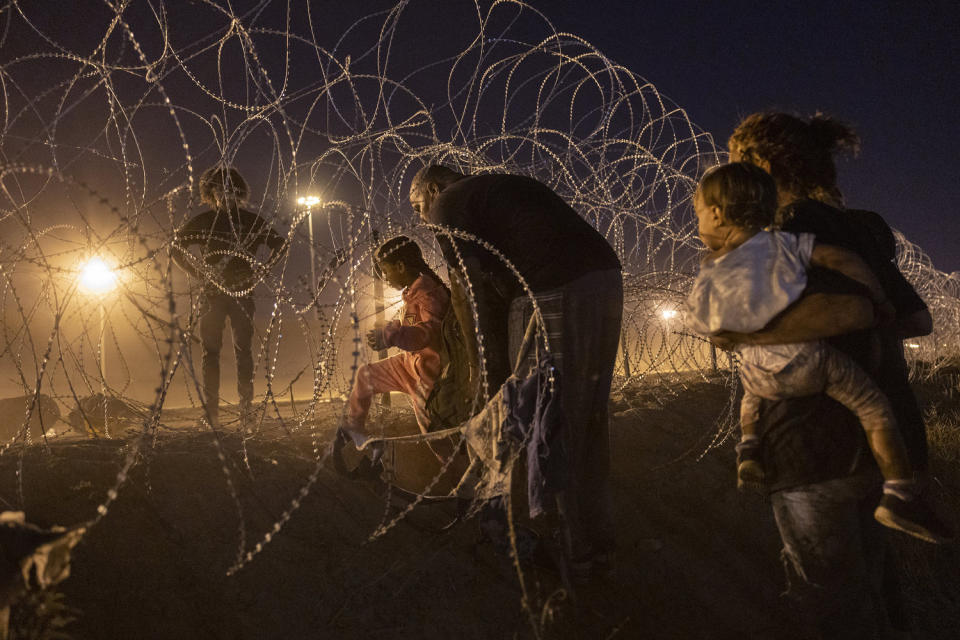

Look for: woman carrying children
[341,236,450,447]
[714,112,952,639]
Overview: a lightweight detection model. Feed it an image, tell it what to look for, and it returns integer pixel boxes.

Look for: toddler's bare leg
[740,390,760,440]
[821,348,912,481]
[820,350,953,544]
[736,388,764,489]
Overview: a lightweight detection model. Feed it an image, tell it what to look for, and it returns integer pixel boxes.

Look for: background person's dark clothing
[760,199,930,491]
[427,173,621,393]
[200,294,256,421]
[426,173,623,562]
[758,199,925,638]
[176,206,284,421]
[176,207,285,292]
[427,173,621,294]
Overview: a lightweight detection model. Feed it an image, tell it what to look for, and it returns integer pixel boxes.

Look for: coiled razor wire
[1,1,957,636]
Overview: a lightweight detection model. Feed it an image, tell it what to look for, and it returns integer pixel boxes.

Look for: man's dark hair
[411,165,464,192]
[199,166,249,209]
[728,112,860,205]
[698,162,778,229]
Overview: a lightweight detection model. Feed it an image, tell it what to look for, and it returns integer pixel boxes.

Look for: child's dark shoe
[735,438,765,491]
[874,493,954,544]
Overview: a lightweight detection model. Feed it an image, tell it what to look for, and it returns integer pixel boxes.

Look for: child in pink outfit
[345,236,450,444]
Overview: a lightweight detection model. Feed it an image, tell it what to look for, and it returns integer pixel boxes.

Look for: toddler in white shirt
[687,162,947,544]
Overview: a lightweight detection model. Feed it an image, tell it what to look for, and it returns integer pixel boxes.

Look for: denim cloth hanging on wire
[501,352,568,518]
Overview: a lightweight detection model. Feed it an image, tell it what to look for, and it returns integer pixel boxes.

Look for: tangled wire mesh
[0,0,956,615]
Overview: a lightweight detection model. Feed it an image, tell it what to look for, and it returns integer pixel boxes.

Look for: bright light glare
[79,257,117,295]
[297,195,321,207]
[383,290,404,307]
[660,308,678,321]
[906,343,920,349]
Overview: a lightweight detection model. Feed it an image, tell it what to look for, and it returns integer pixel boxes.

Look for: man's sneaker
[736,439,765,491]
[874,494,954,544]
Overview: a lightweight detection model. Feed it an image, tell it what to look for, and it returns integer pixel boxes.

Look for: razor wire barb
[1,1,957,635]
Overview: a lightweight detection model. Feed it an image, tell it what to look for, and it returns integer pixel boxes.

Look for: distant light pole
[297,195,321,299]
[370,229,390,406]
[78,256,118,436]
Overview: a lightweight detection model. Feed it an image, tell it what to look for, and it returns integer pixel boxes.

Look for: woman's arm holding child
[809,243,895,321]
[712,292,875,349]
[713,244,886,350]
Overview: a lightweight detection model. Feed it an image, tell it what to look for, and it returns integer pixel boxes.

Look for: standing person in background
[717,112,949,639]
[172,166,286,428]
[410,165,622,581]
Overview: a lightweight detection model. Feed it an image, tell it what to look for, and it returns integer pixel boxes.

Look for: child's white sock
[883,479,920,501]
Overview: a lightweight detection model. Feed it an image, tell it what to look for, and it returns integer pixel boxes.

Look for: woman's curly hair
[728,112,860,206]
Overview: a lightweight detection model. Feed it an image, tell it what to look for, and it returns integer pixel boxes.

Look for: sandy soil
[1,375,957,639]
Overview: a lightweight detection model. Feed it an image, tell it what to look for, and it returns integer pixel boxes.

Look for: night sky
[9,0,958,272]
[4,0,958,271]
[547,0,960,272]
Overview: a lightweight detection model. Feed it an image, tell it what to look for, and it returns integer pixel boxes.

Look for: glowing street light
[78,256,118,436]
[79,257,117,296]
[660,308,678,321]
[297,195,322,311]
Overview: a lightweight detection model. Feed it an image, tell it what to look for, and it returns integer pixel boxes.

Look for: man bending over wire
[411,165,622,581]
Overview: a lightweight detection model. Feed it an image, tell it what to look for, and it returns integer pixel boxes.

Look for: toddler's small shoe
[874,493,954,544]
[736,439,765,491]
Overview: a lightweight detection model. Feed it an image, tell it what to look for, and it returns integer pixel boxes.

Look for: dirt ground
[1,375,958,639]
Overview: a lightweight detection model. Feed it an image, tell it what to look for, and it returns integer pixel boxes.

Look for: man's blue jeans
[771,470,902,639]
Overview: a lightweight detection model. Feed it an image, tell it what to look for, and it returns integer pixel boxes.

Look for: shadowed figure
[686,162,946,545]
[411,165,623,581]
[172,166,285,427]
